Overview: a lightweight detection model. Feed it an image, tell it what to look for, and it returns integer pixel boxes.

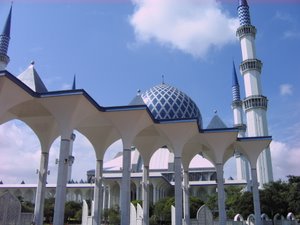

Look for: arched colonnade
[0,70,271,225]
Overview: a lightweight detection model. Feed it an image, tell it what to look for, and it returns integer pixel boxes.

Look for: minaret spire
[232,61,241,102]
[0,4,12,70]
[231,61,250,191]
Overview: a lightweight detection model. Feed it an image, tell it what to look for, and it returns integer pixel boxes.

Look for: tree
[107,205,120,225]
[152,197,174,225]
[206,193,218,218]
[44,197,55,223]
[260,180,289,217]
[190,196,204,218]
[225,186,243,219]
[64,201,82,222]
[287,176,300,220]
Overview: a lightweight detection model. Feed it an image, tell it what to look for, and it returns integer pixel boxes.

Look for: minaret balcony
[243,95,268,111]
[232,100,243,108]
[240,59,262,74]
[236,25,257,39]
[0,54,10,65]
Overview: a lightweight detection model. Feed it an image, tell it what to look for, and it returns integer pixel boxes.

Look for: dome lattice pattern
[141,84,202,127]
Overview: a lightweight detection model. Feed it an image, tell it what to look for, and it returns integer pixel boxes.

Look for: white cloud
[129,0,239,58]
[283,30,300,39]
[271,140,300,180]
[280,83,293,96]
[274,11,295,24]
[0,122,41,184]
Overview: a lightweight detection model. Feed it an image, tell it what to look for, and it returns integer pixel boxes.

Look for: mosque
[0,1,273,225]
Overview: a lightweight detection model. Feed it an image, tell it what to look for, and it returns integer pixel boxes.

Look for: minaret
[232,61,251,191]
[236,0,273,187]
[0,5,12,70]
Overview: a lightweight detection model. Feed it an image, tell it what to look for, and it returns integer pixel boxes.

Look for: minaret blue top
[0,5,12,60]
[232,61,241,102]
[238,0,251,26]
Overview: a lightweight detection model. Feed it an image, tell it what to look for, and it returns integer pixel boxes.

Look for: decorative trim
[232,100,243,108]
[243,95,268,111]
[240,59,262,74]
[236,25,256,39]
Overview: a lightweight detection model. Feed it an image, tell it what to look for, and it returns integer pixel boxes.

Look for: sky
[0,0,299,184]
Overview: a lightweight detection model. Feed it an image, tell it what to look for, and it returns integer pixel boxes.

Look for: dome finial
[137,89,141,95]
[214,110,218,114]
[31,60,35,65]
[162,75,165,84]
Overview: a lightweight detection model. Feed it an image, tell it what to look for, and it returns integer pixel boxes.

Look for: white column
[93,159,103,225]
[183,170,190,225]
[142,165,149,225]
[216,163,227,225]
[251,168,262,225]
[174,156,183,225]
[121,148,131,225]
[108,185,111,208]
[136,181,140,201]
[53,138,72,225]
[103,184,106,210]
[152,184,157,204]
[67,133,76,182]
[33,152,49,225]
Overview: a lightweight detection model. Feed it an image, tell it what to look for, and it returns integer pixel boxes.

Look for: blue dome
[141,83,202,128]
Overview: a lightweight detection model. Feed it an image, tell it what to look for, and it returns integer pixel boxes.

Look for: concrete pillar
[183,170,190,225]
[108,185,111,208]
[174,156,183,225]
[67,133,76,182]
[53,137,72,225]
[93,159,104,225]
[103,185,106,210]
[33,152,49,225]
[135,181,140,201]
[216,163,227,225]
[142,165,149,225]
[251,168,262,225]
[121,148,131,225]
[152,184,157,204]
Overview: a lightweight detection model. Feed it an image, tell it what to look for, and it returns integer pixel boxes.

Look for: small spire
[0,4,13,69]
[72,75,76,90]
[232,61,239,87]
[232,61,241,102]
[30,60,35,66]
[162,75,165,84]
[137,89,141,96]
[2,3,12,37]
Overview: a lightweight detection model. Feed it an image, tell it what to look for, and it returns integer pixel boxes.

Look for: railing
[243,95,268,111]
[240,59,262,74]
[236,25,257,39]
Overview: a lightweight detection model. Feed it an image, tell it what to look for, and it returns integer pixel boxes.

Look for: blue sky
[0,0,299,184]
